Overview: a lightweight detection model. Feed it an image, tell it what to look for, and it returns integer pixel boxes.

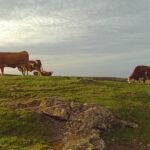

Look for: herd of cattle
[0,51,53,76]
[0,51,149,83]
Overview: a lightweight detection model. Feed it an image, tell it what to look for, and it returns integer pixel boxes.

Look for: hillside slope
[0,76,149,149]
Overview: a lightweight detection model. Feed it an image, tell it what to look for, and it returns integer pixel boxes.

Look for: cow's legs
[23,66,29,76]
[23,67,26,76]
[0,67,4,76]
[20,66,25,76]
[19,67,24,76]
[24,68,28,76]
[38,71,42,76]
[36,69,42,76]
[22,69,25,76]
[143,78,146,84]
[26,70,29,76]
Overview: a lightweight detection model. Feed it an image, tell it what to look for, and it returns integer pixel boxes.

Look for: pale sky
[0,0,150,77]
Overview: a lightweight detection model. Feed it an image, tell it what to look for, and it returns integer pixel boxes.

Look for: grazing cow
[18,60,43,75]
[128,65,150,83]
[34,71,53,76]
[0,51,29,76]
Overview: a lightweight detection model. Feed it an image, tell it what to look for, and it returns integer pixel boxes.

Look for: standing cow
[18,60,43,76]
[128,65,150,83]
[0,51,29,76]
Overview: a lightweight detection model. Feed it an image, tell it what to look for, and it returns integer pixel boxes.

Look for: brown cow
[18,60,43,76]
[0,51,29,76]
[128,65,150,83]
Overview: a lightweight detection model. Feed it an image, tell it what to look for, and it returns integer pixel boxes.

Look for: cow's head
[28,61,35,71]
[127,76,135,84]
[127,77,130,83]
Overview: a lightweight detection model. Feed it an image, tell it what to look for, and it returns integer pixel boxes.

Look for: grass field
[0,76,149,149]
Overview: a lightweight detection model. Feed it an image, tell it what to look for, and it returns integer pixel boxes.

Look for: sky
[0,0,150,77]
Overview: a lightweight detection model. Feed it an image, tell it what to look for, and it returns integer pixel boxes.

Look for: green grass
[0,76,149,149]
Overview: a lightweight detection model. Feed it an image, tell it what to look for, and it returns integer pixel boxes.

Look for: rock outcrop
[40,97,138,150]
[10,97,138,150]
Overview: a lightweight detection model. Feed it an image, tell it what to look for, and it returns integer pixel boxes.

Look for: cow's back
[0,51,29,67]
[130,65,150,79]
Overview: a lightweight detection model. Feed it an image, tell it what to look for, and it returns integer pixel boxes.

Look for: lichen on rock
[40,97,138,150]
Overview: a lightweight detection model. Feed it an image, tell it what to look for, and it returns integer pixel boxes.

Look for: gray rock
[40,98,138,150]
[62,131,105,150]
[43,106,70,121]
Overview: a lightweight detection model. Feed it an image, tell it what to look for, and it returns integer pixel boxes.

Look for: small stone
[112,139,115,142]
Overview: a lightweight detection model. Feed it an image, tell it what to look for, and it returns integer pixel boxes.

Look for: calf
[18,60,43,75]
[34,71,53,76]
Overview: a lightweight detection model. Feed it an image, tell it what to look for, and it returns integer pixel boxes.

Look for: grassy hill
[0,76,149,149]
